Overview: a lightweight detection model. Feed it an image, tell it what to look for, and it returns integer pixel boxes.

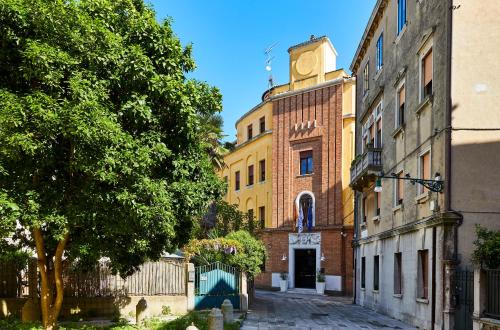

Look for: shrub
[472,224,500,269]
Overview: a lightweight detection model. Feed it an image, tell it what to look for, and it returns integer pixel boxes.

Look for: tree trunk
[33,228,69,330]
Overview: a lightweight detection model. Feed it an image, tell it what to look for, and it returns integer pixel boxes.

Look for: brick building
[246,36,356,294]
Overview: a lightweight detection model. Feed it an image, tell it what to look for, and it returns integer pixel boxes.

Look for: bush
[184,230,266,278]
[226,230,266,278]
[472,224,500,269]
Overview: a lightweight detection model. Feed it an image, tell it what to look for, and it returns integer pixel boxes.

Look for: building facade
[350,1,500,329]
[221,36,356,294]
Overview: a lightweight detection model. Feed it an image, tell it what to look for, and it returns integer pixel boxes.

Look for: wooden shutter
[423,50,433,86]
[398,172,404,202]
[399,85,405,106]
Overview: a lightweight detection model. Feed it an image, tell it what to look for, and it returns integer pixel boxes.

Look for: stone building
[220,36,356,294]
[349,0,500,329]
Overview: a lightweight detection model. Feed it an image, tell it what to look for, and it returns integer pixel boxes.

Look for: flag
[307,204,313,231]
[297,205,304,233]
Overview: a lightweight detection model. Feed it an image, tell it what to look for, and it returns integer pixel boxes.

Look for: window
[363,62,369,94]
[397,0,407,34]
[395,171,404,206]
[247,165,254,186]
[300,151,313,175]
[235,171,240,191]
[394,252,402,294]
[369,123,375,146]
[397,83,406,127]
[259,159,266,182]
[422,49,433,99]
[376,34,383,71]
[259,206,265,229]
[375,191,381,216]
[374,255,380,291]
[419,151,431,194]
[259,116,266,134]
[417,250,429,299]
[247,124,253,140]
[375,118,382,148]
[362,197,367,223]
[361,257,366,289]
[223,176,228,194]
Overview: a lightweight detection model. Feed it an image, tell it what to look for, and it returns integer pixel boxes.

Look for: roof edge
[349,0,387,72]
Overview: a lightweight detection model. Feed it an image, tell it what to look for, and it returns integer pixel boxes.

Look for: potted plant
[279,272,288,292]
[316,271,326,295]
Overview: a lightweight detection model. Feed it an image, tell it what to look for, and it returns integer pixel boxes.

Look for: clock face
[295,51,317,76]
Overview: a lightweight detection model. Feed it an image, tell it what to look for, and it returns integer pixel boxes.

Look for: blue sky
[149,1,376,141]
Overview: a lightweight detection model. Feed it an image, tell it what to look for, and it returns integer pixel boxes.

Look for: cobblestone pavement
[240,290,417,330]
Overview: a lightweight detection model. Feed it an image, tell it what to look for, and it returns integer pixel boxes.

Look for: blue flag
[307,204,313,231]
[297,205,304,233]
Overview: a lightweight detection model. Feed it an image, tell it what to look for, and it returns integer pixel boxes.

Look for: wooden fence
[1,257,186,298]
[63,258,186,297]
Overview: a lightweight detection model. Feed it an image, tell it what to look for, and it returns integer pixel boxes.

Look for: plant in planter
[279,272,288,292]
[316,271,326,295]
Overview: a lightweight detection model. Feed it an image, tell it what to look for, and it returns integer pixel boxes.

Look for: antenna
[264,42,278,89]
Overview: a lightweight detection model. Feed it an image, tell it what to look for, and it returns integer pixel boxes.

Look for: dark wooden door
[295,249,316,288]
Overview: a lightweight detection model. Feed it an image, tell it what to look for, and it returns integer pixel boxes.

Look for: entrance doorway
[294,249,316,288]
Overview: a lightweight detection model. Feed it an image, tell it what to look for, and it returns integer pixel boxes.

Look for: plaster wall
[449,0,500,266]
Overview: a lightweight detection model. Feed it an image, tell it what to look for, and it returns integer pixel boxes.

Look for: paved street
[240,290,417,330]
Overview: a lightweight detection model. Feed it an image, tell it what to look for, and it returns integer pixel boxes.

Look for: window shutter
[423,50,433,86]
[423,152,430,179]
[399,86,405,106]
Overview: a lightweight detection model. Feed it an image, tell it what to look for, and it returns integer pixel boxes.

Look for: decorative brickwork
[258,81,353,295]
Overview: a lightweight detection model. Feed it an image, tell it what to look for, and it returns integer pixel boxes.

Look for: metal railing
[350,146,383,185]
[485,269,500,319]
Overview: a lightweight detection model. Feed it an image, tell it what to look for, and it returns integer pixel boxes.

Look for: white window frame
[374,100,383,148]
[376,33,384,72]
[393,170,404,207]
[397,0,407,36]
[418,39,434,102]
[395,78,406,129]
[363,59,370,95]
[417,147,432,195]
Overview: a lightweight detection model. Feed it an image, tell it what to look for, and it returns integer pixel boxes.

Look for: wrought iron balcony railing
[350,146,383,191]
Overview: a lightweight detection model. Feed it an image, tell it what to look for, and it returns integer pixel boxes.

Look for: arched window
[295,191,315,231]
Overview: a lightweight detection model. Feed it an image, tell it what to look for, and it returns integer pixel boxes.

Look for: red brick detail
[263,81,351,294]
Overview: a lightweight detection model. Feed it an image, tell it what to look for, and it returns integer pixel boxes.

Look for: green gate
[195,262,240,310]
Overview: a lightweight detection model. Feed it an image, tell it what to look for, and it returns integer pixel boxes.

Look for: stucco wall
[450,0,500,266]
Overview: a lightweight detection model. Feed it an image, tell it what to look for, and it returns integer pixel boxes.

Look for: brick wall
[259,80,353,294]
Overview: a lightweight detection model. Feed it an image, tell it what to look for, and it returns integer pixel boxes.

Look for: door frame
[294,248,317,289]
[288,233,321,289]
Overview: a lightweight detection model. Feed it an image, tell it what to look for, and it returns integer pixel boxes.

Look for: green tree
[472,225,500,269]
[184,230,266,278]
[0,0,223,328]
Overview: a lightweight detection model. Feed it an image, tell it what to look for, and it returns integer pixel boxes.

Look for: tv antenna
[264,42,278,89]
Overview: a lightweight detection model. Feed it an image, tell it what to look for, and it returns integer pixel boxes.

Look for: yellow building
[220,36,356,294]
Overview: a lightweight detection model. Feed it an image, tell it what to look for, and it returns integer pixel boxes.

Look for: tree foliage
[472,225,500,269]
[0,0,224,327]
[203,200,260,237]
[184,230,266,278]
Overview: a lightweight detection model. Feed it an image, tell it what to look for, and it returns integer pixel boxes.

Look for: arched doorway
[295,191,315,231]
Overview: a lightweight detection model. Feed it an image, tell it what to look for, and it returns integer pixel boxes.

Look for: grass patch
[0,311,242,330]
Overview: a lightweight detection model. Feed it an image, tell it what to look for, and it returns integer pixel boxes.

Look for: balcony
[350,146,383,191]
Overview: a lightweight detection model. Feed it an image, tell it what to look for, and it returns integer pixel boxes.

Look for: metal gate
[194,262,240,310]
[454,269,474,330]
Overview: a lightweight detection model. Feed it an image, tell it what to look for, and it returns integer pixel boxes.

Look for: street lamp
[373,172,444,193]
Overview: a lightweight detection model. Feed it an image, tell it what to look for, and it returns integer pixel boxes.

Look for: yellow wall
[220,36,355,229]
[221,102,273,227]
[341,78,356,225]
